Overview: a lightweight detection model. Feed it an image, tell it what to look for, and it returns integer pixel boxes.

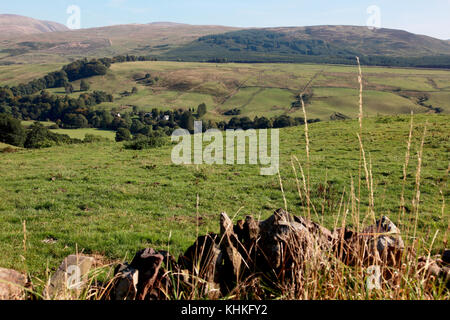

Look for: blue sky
[1,0,449,39]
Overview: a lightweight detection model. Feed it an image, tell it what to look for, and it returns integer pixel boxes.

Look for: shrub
[84,134,111,143]
[124,136,167,150]
[24,122,81,149]
[115,128,132,142]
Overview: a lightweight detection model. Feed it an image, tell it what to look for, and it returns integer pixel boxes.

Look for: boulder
[334,216,404,267]
[219,213,244,293]
[363,216,404,266]
[258,209,312,271]
[111,263,139,300]
[129,248,164,300]
[46,255,95,300]
[178,234,221,299]
[0,268,28,300]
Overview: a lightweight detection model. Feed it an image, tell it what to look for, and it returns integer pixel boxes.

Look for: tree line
[115,105,320,144]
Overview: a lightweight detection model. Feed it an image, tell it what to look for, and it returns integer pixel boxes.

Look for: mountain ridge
[0,15,449,68]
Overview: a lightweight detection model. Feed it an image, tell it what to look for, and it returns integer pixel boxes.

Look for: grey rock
[46,255,95,300]
[112,263,139,300]
[362,216,405,266]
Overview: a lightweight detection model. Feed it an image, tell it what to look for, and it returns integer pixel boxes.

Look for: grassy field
[50,128,116,141]
[0,113,448,278]
[0,62,64,86]
[2,61,449,123]
[20,121,116,140]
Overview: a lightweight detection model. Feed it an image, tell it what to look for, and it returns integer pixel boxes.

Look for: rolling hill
[0,14,69,38]
[163,26,450,67]
[0,21,241,63]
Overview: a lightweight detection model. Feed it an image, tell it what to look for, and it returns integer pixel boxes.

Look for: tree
[273,115,294,128]
[80,80,90,92]
[180,111,194,132]
[130,119,145,134]
[116,127,132,142]
[63,113,89,128]
[132,87,139,94]
[255,116,272,129]
[0,114,26,147]
[197,103,207,118]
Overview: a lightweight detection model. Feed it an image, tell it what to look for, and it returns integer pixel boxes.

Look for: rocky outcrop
[109,209,410,299]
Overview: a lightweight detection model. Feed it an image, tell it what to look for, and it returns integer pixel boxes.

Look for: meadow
[0,113,448,279]
[1,61,449,123]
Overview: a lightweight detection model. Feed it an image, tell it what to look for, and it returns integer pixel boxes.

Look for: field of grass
[0,62,64,86]
[20,121,116,140]
[2,61,449,123]
[21,120,55,128]
[50,128,116,141]
[0,113,448,278]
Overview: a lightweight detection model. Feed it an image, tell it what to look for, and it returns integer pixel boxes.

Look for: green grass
[21,121,56,128]
[0,63,64,86]
[0,114,448,278]
[49,128,116,141]
[20,121,116,140]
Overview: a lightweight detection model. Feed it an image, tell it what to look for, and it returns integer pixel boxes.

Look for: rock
[219,213,244,293]
[178,234,221,299]
[129,248,164,300]
[243,216,260,244]
[442,250,450,265]
[335,217,404,267]
[112,263,139,300]
[294,215,335,249]
[418,256,450,289]
[0,268,28,300]
[46,255,95,300]
[258,209,311,271]
[333,227,367,266]
[363,216,404,266]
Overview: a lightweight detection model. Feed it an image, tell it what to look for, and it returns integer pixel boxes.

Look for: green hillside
[163,27,450,67]
[0,114,448,277]
[13,60,446,122]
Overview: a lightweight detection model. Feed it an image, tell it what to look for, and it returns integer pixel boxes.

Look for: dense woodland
[163,30,450,68]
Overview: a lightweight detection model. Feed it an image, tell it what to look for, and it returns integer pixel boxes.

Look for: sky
[1,0,449,39]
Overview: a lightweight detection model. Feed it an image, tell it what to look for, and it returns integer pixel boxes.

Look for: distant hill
[163,26,450,67]
[0,21,240,63]
[0,18,449,68]
[0,14,69,38]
